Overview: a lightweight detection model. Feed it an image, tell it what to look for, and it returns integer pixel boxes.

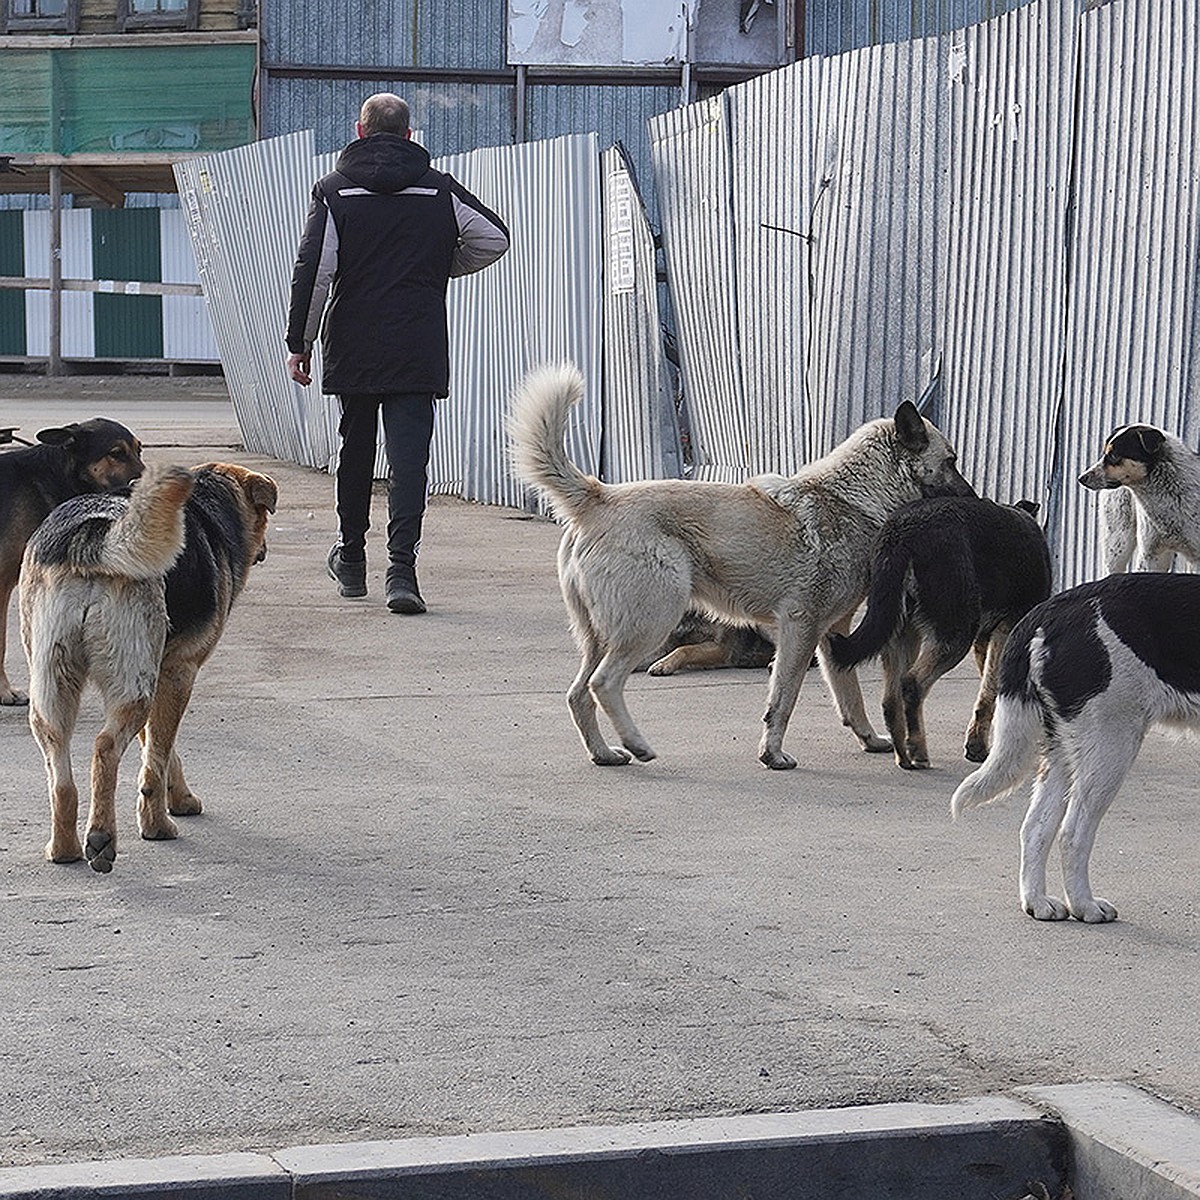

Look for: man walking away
[286,93,509,614]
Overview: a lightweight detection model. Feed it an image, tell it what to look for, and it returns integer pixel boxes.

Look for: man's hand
[288,351,312,386]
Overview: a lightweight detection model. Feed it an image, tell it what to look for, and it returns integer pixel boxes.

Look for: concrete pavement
[1,376,1198,1171]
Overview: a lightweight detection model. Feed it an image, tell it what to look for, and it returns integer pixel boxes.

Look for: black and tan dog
[20,461,277,873]
[0,418,144,706]
[642,609,775,675]
[827,496,1051,769]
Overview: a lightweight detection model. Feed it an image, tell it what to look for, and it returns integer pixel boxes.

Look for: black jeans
[335,393,435,569]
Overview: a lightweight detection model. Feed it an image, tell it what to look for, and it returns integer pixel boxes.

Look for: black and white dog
[952,573,1200,923]
[827,496,1051,769]
[1079,424,1200,573]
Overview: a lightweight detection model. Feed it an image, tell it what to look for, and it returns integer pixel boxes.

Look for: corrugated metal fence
[650,0,1199,587]
[175,132,608,503]
[180,0,1197,589]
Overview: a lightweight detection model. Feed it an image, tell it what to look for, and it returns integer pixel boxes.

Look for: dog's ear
[1137,427,1166,456]
[36,424,78,448]
[893,401,929,451]
[1015,499,1040,516]
[249,474,278,514]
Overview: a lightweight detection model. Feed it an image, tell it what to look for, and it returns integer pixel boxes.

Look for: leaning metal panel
[600,142,682,484]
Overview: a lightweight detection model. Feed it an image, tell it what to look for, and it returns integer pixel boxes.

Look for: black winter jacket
[286,133,509,396]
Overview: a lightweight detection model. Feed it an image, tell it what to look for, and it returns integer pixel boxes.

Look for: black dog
[0,419,144,705]
[828,496,1051,769]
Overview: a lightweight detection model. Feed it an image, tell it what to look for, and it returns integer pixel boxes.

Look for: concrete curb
[1,1096,1064,1200]
[1,1084,1197,1200]
[1021,1082,1200,1200]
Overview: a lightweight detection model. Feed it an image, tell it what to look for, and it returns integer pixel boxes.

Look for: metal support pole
[48,164,62,377]
[515,63,526,142]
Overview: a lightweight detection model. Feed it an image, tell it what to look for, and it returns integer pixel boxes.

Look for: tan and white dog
[20,462,277,873]
[508,362,973,769]
[1080,424,1200,573]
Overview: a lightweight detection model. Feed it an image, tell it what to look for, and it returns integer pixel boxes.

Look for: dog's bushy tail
[28,464,195,579]
[826,541,912,669]
[951,626,1043,818]
[507,362,603,521]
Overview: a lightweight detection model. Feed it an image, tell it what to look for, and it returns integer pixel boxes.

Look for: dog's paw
[0,687,29,706]
[861,734,892,753]
[645,659,676,676]
[1023,893,1070,921]
[897,756,930,770]
[45,837,83,864]
[963,740,989,763]
[591,746,633,766]
[624,741,657,762]
[167,790,202,816]
[84,829,117,874]
[1073,896,1118,924]
[759,749,797,770]
[140,815,179,841]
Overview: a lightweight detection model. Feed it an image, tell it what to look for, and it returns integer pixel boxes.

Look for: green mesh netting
[0,43,256,155]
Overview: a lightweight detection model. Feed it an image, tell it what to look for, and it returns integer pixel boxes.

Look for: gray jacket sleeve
[447,178,510,278]
[286,182,340,353]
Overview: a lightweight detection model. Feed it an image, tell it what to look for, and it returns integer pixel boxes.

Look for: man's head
[357,93,411,139]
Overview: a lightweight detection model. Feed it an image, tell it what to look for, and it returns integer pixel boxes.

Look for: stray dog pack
[507,361,972,770]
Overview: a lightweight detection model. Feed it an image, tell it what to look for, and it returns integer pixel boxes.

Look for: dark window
[116,0,199,32]
[2,0,80,33]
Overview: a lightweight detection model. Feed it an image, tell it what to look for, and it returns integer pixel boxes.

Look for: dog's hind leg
[28,668,86,864]
[138,658,200,836]
[900,628,976,769]
[589,647,658,762]
[759,617,824,770]
[86,696,152,873]
[876,625,919,767]
[1057,722,1142,923]
[1019,749,1072,920]
[816,612,890,754]
[964,627,1008,762]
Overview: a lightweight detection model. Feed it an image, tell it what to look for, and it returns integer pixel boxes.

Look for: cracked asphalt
[2,375,1198,1166]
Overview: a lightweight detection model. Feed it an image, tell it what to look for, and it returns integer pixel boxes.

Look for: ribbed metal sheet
[1055,0,1200,585]
[942,0,1076,520]
[262,77,514,157]
[437,134,603,506]
[649,96,747,481]
[176,131,603,508]
[529,83,680,228]
[723,60,817,473]
[652,0,1198,588]
[600,143,681,483]
[262,0,504,71]
[803,35,948,455]
[175,131,337,470]
[805,0,1033,55]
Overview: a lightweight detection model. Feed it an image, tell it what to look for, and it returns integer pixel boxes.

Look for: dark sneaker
[327,543,367,598]
[386,565,426,614]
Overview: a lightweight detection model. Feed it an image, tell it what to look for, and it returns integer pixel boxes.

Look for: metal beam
[48,164,62,377]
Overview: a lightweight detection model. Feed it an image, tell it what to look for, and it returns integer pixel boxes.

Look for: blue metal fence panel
[262,76,515,158]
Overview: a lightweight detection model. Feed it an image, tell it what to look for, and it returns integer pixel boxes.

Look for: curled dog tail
[826,541,912,669]
[27,464,195,579]
[507,361,603,522]
[950,620,1044,819]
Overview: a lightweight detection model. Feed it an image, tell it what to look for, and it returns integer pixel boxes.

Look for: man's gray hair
[359,93,411,136]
